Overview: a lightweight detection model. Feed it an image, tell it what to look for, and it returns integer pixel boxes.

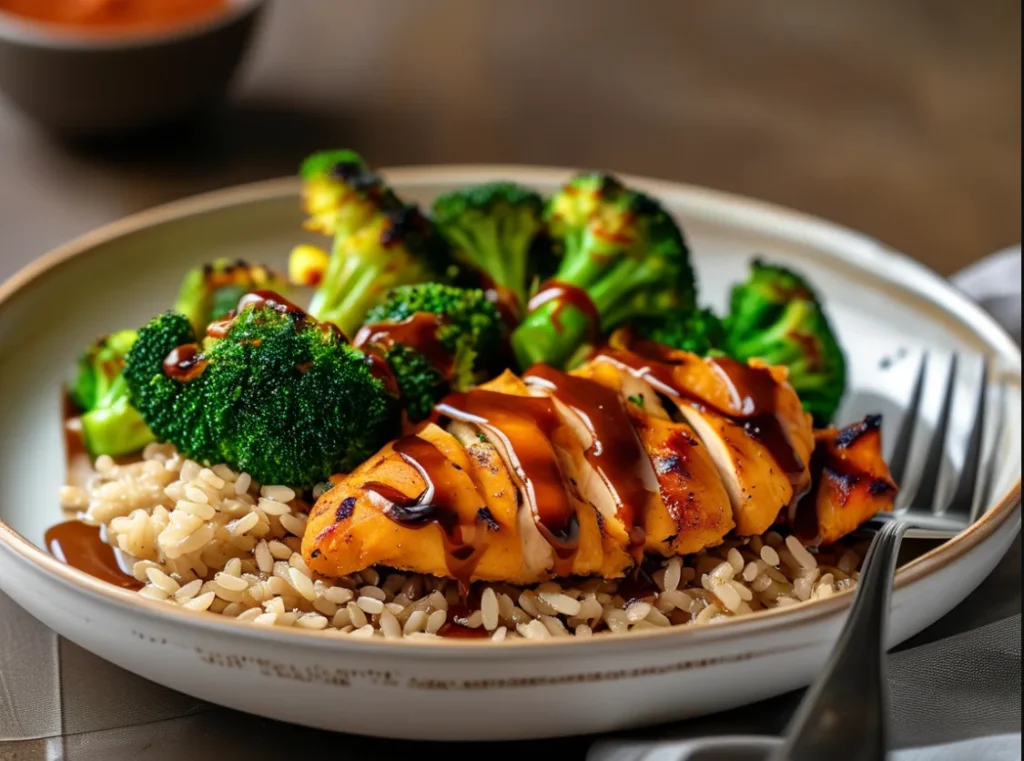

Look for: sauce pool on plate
[45,520,142,591]
[0,0,229,34]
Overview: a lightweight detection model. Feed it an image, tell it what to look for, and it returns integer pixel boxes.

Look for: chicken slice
[593,344,814,537]
[792,415,898,545]
[522,363,650,561]
[438,371,634,580]
[448,420,554,580]
[571,361,735,556]
[303,423,535,584]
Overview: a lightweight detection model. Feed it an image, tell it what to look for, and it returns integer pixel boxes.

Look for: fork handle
[767,521,908,761]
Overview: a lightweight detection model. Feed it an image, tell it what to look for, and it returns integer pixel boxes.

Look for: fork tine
[913,354,959,513]
[946,360,989,522]
[974,381,1007,518]
[888,352,928,495]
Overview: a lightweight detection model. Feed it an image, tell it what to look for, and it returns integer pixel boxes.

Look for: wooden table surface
[0,0,1020,280]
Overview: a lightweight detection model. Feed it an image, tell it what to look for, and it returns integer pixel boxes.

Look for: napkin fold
[952,244,1021,346]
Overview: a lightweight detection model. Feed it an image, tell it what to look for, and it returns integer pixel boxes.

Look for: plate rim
[0,167,1020,657]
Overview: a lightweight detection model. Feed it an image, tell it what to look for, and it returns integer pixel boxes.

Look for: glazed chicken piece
[303,422,533,583]
[438,371,634,580]
[791,415,898,545]
[593,339,814,536]
[303,372,635,584]
[555,361,735,557]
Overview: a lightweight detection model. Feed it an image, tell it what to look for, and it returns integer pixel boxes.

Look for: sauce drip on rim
[363,435,484,589]
[523,364,652,559]
[527,281,601,342]
[45,521,142,591]
[437,389,580,576]
[597,337,805,487]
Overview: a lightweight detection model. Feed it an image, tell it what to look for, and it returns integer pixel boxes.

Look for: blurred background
[0,0,1020,279]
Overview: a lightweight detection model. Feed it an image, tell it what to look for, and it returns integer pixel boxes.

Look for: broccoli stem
[442,222,514,294]
[509,228,633,369]
[80,375,155,457]
[308,253,387,336]
[81,400,156,459]
[511,301,594,370]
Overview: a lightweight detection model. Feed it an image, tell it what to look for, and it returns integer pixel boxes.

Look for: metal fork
[867,352,994,538]
[769,352,995,761]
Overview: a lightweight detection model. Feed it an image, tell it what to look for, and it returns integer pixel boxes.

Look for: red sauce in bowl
[0,0,230,35]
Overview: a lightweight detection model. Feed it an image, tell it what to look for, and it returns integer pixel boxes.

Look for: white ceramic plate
[0,167,1020,741]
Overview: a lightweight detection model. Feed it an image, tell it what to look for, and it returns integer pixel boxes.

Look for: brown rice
[61,444,865,641]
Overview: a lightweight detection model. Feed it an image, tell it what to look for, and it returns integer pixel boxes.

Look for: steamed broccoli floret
[358,284,503,421]
[68,260,288,459]
[725,260,847,426]
[510,173,696,369]
[124,293,401,486]
[431,182,545,310]
[293,150,454,337]
[631,307,727,356]
[174,258,289,335]
[71,330,157,457]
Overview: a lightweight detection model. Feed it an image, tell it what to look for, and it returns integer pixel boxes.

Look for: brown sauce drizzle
[527,280,601,342]
[45,521,142,591]
[437,389,580,576]
[597,339,805,485]
[476,270,524,331]
[438,601,490,639]
[353,312,456,379]
[708,357,805,480]
[362,352,401,399]
[162,343,207,381]
[616,564,660,604]
[207,289,344,341]
[234,289,308,317]
[364,436,485,589]
[523,364,651,559]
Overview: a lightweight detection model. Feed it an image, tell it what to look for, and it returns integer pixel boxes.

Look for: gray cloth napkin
[0,250,1020,761]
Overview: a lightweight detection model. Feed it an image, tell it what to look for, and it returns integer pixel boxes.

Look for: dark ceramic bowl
[0,0,265,137]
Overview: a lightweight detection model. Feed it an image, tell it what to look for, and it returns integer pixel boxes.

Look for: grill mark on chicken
[834,414,882,449]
